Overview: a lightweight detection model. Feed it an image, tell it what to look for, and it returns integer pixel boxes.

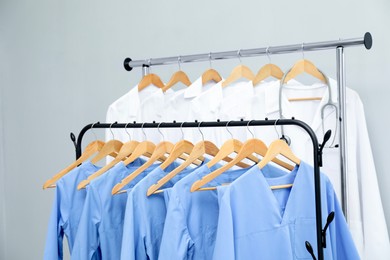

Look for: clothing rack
[72,118,331,260]
[123,32,373,224]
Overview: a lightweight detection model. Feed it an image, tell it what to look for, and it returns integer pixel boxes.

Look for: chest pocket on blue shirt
[294,218,317,259]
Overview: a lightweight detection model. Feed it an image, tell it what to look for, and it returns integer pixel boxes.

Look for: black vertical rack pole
[74,118,325,259]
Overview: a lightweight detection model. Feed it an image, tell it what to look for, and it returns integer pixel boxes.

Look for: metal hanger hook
[180,122,185,140]
[124,122,132,141]
[226,121,233,139]
[266,46,271,63]
[301,43,305,59]
[178,56,182,71]
[90,122,98,141]
[141,122,147,141]
[274,119,281,139]
[109,122,116,139]
[209,52,213,68]
[198,121,205,141]
[237,49,242,63]
[148,58,152,73]
[157,122,165,141]
[246,120,255,139]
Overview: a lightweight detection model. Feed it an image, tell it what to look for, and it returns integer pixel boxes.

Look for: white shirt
[106,85,172,144]
[216,79,254,145]
[163,77,217,143]
[262,78,390,259]
[188,80,223,143]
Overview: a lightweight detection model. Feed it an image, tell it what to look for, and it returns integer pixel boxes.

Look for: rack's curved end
[364,32,372,50]
[124,57,133,71]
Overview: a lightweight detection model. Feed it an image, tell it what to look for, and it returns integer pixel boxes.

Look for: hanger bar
[76,118,317,158]
[74,118,324,259]
[123,33,372,71]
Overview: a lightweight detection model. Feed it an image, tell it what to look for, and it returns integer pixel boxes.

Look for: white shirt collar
[127,84,170,118]
[191,81,223,114]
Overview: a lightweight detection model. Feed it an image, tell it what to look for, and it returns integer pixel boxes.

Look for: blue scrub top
[71,158,156,260]
[212,161,360,260]
[120,162,204,260]
[44,161,101,260]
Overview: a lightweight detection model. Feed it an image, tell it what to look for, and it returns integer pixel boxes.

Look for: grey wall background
[1,0,389,259]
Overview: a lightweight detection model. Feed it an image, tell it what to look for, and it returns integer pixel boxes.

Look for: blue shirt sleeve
[212,187,235,260]
[44,185,67,260]
[120,189,147,260]
[158,192,194,260]
[72,185,102,260]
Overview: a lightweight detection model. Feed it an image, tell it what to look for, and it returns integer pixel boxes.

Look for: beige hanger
[202,68,222,85]
[163,71,192,92]
[222,65,255,87]
[283,44,326,83]
[283,59,326,102]
[138,73,165,92]
[253,64,284,86]
[283,59,326,84]
[281,43,327,102]
[191,123,294,192]
[147,122,248,196]
[156,123,203,170]
[77,124,140,189]
[257,139,301,169]
[162,57,192,92]
[253,47,284,86]
[43,140,105,189]
[206,122,259,171]
[111,123,186,195]
[111,140,171,195]
[201,53,222,85]
[222,50,255,88]
[77,123,123,189]
[192,139,299,193]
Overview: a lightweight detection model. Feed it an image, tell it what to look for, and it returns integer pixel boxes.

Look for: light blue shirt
[212,161,360,260]
[120,163,202,260]
[44,161,101,260]
[158,164,249,260]
[71,158,156,260]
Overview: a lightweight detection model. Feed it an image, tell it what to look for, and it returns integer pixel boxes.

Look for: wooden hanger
[202,68,222,85]
[143,139,203,196]
[257,139,301,169]
[222,65,255,88]
[77,138,123,189]
[162,71,192,92]
[122,141,156,165]
[111,140,174,195]
[79,139,140,189]
[76,123,124,189]
[159,139,203,170]
[283,59,326,84]
[191,138,295,192]
[147,137,250,196]
[138,73,165,92]
[77,123,145,187]
[43,140,106,189]
[281,59,328,102]
[253,64,284,86]
[205,138,259,170]
[253,48,283,86]
[89,139,123,165]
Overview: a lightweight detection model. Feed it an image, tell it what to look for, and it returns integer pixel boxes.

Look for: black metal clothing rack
[72,118,328,260]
